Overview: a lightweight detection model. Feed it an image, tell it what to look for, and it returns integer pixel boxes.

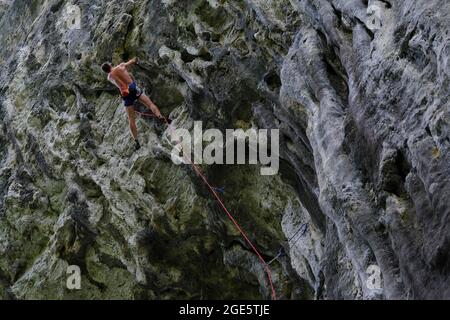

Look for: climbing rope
[267,247,286,266]
[134,110,158,118]
[266,223,309,266]
[136,110,277,300]
[137,110,310,292]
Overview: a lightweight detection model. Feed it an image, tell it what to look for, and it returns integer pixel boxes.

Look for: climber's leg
[126,106,138,140]
[138,93,163,119]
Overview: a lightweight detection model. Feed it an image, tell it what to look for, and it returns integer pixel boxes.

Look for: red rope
[137,110,277,300]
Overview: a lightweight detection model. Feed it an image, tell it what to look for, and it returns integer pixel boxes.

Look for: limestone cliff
[0,0,449,299]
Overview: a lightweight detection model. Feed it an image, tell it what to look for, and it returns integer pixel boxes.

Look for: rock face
[0,0,448,300]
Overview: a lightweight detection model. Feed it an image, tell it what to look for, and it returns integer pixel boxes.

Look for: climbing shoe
[134,139,141,151]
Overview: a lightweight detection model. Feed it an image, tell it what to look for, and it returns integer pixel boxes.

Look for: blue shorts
[122,82,142,107]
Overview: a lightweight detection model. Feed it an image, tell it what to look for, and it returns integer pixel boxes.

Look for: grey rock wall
[0,0,448,299]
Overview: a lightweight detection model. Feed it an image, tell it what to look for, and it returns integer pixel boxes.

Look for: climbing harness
[137,110,277,300]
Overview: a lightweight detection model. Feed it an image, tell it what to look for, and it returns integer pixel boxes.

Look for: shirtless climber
[101,58,163,151]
